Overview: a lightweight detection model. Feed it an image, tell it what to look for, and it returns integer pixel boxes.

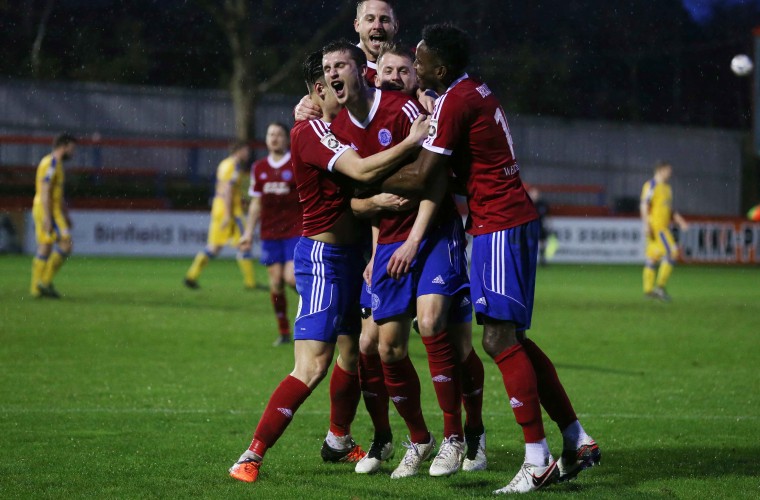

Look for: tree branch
[256,2,355,94]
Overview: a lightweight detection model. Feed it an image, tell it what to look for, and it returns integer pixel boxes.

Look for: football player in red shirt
[228,50,428,485]
[325,39,475,478]
[240,123,302,346]
[384,24,601,494]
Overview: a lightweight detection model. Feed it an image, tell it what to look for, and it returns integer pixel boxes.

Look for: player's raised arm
[332,114,428,183]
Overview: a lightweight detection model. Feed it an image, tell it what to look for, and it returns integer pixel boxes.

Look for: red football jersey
[365,60,377,85]
[249,152,303,240]
[423,74,537,235]
[291,119,355,237]
[330,89,456,244]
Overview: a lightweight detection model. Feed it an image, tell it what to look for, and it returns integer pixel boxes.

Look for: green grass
[1,255,759,498]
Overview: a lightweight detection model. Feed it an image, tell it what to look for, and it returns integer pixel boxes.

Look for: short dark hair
[356,0,395,17]
[302,49,325,91]
[377,42,414,66]
[229,140,249,154]
[322,39,367,70]
[267,122,289,136]
[53,133,77,148]
[421,23,470,76]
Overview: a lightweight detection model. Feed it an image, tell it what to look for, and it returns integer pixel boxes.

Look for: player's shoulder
[293,118,332,140]
[382,89,423,110]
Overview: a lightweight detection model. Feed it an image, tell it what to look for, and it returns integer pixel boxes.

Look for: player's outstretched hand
[387,240,419,280]
[408,114,430,145]
[372,193,411,212]
[294,95,322,122]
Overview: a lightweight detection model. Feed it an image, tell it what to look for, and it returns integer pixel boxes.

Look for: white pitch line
[0,408,757,421]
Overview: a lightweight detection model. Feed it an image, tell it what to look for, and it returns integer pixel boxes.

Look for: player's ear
[314,81,326,101]
[354,18,360,33]
[374,73,381,88]
[436,64,447,82]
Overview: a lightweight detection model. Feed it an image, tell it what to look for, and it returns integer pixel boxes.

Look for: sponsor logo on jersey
[277,407,294,418]
[260,172,268,180]
[476,83,492,98]
[503,163,520,177]
[432,374,452,383]
[263,182,291,195]
[428,119,438,138]
[509,397,523,409]
[320,132,344,153]
[378,128,392,147]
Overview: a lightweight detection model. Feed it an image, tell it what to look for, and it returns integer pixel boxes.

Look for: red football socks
[494,343,545,443]
[249,375,311,457]
[460,348,485,433]
[270,292,289,335]
[520,337,578,431]
[359,353,391,435]
[382,355,430,444]
[328,363,361,437]
[422,331,463,439]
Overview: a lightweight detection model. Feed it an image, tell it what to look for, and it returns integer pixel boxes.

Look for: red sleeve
[423,93,465,156]
[250,161,263,197]
[296,120,351,172]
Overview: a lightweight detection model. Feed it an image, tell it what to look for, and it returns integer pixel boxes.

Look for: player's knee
[481,322,518,359]
[415,310,446,337]
[358,332,379,355]
[378,340,407,363]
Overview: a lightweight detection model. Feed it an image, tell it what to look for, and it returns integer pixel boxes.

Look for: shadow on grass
[444,445,760,496]
[553,363,645,376]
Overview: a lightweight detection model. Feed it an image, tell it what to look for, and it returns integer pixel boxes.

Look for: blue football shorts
[293,237,363,342]
[470,219,539,330]
[371,217,470,323]
[260,236,299,266]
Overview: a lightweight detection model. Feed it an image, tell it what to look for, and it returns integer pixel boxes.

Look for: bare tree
[31,0,55,77]
[199,0,354,140]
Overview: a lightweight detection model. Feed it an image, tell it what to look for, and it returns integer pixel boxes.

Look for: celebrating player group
[229,1,600,494]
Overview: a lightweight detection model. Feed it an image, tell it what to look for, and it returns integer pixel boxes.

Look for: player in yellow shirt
[640,161,689,301]
[30,133,77,298]
[184,141,256,289]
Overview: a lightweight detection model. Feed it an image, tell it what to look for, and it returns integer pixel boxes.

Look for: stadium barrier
[15,210,760,265]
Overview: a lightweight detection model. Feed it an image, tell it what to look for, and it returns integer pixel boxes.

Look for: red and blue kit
[330,89,468,322]
[290,118,363,341]
[423,74,538,327]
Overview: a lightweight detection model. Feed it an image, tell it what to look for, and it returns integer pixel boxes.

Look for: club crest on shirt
[260,173,268,180]
[281,169,293,182]
[378,128,392,147]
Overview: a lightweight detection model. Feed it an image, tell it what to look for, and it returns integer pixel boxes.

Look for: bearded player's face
[354,0,398,60]
[376,53,416,95]
[413,42,440,92]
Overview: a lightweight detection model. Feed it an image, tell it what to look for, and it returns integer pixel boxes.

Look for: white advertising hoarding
[548,217,644,264]
[24,210,259,258]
